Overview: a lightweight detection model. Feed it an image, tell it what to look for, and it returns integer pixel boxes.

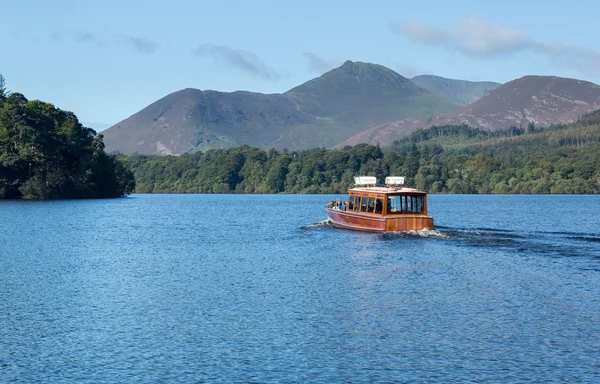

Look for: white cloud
[390,17,600,72]
[390,17,531,56]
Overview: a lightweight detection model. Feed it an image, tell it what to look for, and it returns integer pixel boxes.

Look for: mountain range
[101,62,600,155]
[102,61,459,155]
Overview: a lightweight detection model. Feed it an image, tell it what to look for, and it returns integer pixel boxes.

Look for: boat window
[388,196,400,213]
[387,195,424,214]
[410,196,423,213]
[361,197,368,212]
[367,197,375,213]
[375,199,383,214]
[349,195,356,211]
[414,196,423,213]
[399,195,406,211]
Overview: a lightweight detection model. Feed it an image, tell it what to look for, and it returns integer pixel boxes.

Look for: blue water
[1,194,599,382]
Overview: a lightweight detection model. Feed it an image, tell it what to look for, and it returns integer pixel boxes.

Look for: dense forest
[122,109,600,194]
[0,75,135,199]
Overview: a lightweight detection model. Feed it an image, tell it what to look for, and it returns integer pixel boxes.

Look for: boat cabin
[346,176,428,217]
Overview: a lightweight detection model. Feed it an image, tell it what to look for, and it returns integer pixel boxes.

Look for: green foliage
[0,87,135,199]
[122,111,600,195]
[123,144,383,194]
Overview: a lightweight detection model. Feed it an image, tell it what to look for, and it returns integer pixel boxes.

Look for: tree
[0,74,6,100]
[0,90,135,199]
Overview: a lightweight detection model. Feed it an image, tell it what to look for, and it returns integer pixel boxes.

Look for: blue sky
[2,0,599,130]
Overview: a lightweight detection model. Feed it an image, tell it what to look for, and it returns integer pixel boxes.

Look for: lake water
[1,194,600,382]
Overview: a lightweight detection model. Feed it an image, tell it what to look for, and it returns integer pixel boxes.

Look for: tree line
[122,112,600,194]
[0,75,135,199]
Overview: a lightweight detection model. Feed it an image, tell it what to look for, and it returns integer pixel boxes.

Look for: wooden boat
[325,176,434,233]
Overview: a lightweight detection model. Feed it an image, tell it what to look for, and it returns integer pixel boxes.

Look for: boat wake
[302,220,599,261]
[435,226,600,260]
[300,220,333,230]
[432,226,524,245]
[382,226,524,246]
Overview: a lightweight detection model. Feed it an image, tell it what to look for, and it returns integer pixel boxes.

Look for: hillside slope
[339,75,600,147]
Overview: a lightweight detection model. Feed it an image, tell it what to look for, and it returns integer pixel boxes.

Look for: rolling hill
[339,75,600,147]
[411,75,501,105]
[101,61,461,155]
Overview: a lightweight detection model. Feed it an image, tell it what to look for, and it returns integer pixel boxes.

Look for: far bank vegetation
[122,110,600,194]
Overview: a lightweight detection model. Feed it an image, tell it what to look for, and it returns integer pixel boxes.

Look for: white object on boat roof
[354,176,377,186]
[385,176,405,186]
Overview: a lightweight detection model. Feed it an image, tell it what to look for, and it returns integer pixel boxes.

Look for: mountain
[101,89,313,155]
[411,75,501,105]
[339,75,600,147]
[101,61,461,155]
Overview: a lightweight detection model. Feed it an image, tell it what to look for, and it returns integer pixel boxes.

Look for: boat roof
[348,186,427,194]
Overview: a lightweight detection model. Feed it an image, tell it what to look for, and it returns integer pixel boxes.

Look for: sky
[2,0,600,130]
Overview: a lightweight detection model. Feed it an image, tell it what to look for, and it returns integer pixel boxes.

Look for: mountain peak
[335,60,409,80]
[286,60,415,97]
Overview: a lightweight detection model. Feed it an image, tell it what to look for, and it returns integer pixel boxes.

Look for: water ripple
[1,194,600,382]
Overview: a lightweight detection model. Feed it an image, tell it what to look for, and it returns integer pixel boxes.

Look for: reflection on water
[1,194,600,382]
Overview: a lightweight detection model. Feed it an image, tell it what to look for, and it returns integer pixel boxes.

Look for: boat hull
[326,208,434,233]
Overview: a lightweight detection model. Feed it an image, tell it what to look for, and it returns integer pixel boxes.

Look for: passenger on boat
[340,202,346,211]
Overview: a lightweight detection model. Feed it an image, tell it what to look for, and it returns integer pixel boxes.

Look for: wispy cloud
[72,30,105,46]
[303,52,341,73]
[50,30,105,46]
[389,17,600,71]
[194,44,282,81]
[50,30,161,54]
[121,36,161,54]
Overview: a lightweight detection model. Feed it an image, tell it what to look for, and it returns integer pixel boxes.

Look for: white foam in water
[300,220,333,230]
[416,228,448,238]
[383,228,449,239]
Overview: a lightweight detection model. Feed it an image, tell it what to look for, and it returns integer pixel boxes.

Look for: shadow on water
[567,236,600,243]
